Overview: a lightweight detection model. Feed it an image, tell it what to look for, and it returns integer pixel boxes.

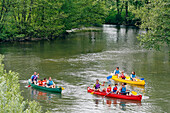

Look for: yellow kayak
[110,74,145,86]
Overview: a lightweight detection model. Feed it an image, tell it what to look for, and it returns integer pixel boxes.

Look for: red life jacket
[107,87,111,92]
[121,74,125,79]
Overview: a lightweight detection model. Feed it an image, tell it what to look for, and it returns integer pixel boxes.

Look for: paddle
[28,85,31,87]
[91,92,94,94]
[103,92,111,98]
[140,78,144,80]
[131,91,137,95]
[107,75,112,80]
[60,86,65,90]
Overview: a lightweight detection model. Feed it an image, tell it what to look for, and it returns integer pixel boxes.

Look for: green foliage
[0,54,44,113]
[135,0,170,50]
[0,0,108,41]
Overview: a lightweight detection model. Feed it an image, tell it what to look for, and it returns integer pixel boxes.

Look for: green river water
[0,25,169,113]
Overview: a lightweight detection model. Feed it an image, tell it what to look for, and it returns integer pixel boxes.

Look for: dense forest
[0,0,169,49]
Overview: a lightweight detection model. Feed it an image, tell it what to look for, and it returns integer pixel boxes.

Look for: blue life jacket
[48,80,53,85]
[115,70,120,74]
[95,83,100,89]
[31,75,37,82]
[121,86,126,93]
[113,86,117,92]
[131,74,136,78]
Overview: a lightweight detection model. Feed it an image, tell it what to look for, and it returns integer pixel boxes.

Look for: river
[0,25,169,113]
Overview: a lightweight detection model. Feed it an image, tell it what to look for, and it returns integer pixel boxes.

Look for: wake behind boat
[87,87,142,101]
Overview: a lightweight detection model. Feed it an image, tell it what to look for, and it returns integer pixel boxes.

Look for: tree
[135,0,170,50]
[0,54,47,112]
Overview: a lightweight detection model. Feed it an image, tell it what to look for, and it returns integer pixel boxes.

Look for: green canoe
[28,81,62,93]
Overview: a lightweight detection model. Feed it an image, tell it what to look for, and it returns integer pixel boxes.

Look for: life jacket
[115,70,120,75]
[95,83,100,89]
[113,86,117,92]
[31,75,37,82]
[38,80,43,86]
[121,86,126,93]
[42,80,46,85]
[48,80,53,86]
[107,87,111,92]
[131,74,136,78]
[121,74,125,79]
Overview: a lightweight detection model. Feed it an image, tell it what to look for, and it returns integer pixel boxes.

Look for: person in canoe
[120,70,126,79]
[31,72,39,84]
[38,79,43,86]
[42,78,47,86]
[130,71,136,81]
[119,83,129,95]
[92,79,105,91]
[47,77,56,88]
[113,83,118,94]
[113,67,120,77]
[103,84,112,93]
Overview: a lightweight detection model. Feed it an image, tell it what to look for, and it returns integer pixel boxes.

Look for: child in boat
[42,78,47,86]
[92,79,105,91]
[102,84,112,93]
[119,83,129,95]
[113,67,120,77]
[38,79,43,86]
[130,71,136,81]
[106,84,112,93]
[120,71,126,79]
[47,77,55,88]
[113,83,118,94]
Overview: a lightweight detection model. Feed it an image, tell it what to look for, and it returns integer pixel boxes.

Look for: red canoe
[87,87,142,101]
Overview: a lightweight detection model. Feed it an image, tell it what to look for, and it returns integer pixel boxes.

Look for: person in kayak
[92,79,105,91]
[119,83,129,95]
[107,84,112,93]
[130,71,136,81]
[113,83,118,94]
[31,72,39,84]
[47,77,55,88]
[113,67,120,77]
[120,71,126,79]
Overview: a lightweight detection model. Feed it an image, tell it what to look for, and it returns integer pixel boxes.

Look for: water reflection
[30,88,62,101]
[94,97,142,111]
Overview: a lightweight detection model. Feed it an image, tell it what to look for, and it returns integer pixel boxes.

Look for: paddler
[112,83,118,94]
[119,83,129,95]
[130,71,136,81]
[120,70,126,79]
[113,67,120,77]
[47,77,56,88]
[92,79,105,91]
[30,72,39,84]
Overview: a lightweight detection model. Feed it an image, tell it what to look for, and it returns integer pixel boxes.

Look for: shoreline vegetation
[0,54,47,112]
[0,0,169,49]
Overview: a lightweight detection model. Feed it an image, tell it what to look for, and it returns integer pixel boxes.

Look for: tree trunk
[125,1,128,25]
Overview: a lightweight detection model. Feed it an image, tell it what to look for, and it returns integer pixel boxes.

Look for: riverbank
[0,27,102,43]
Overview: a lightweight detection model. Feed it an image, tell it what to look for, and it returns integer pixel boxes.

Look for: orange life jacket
[38,80,43,86]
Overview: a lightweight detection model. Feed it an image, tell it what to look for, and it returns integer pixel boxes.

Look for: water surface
[0,25,169,112]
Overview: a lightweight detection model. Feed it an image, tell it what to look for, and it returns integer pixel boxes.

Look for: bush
[0,54,44,113]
